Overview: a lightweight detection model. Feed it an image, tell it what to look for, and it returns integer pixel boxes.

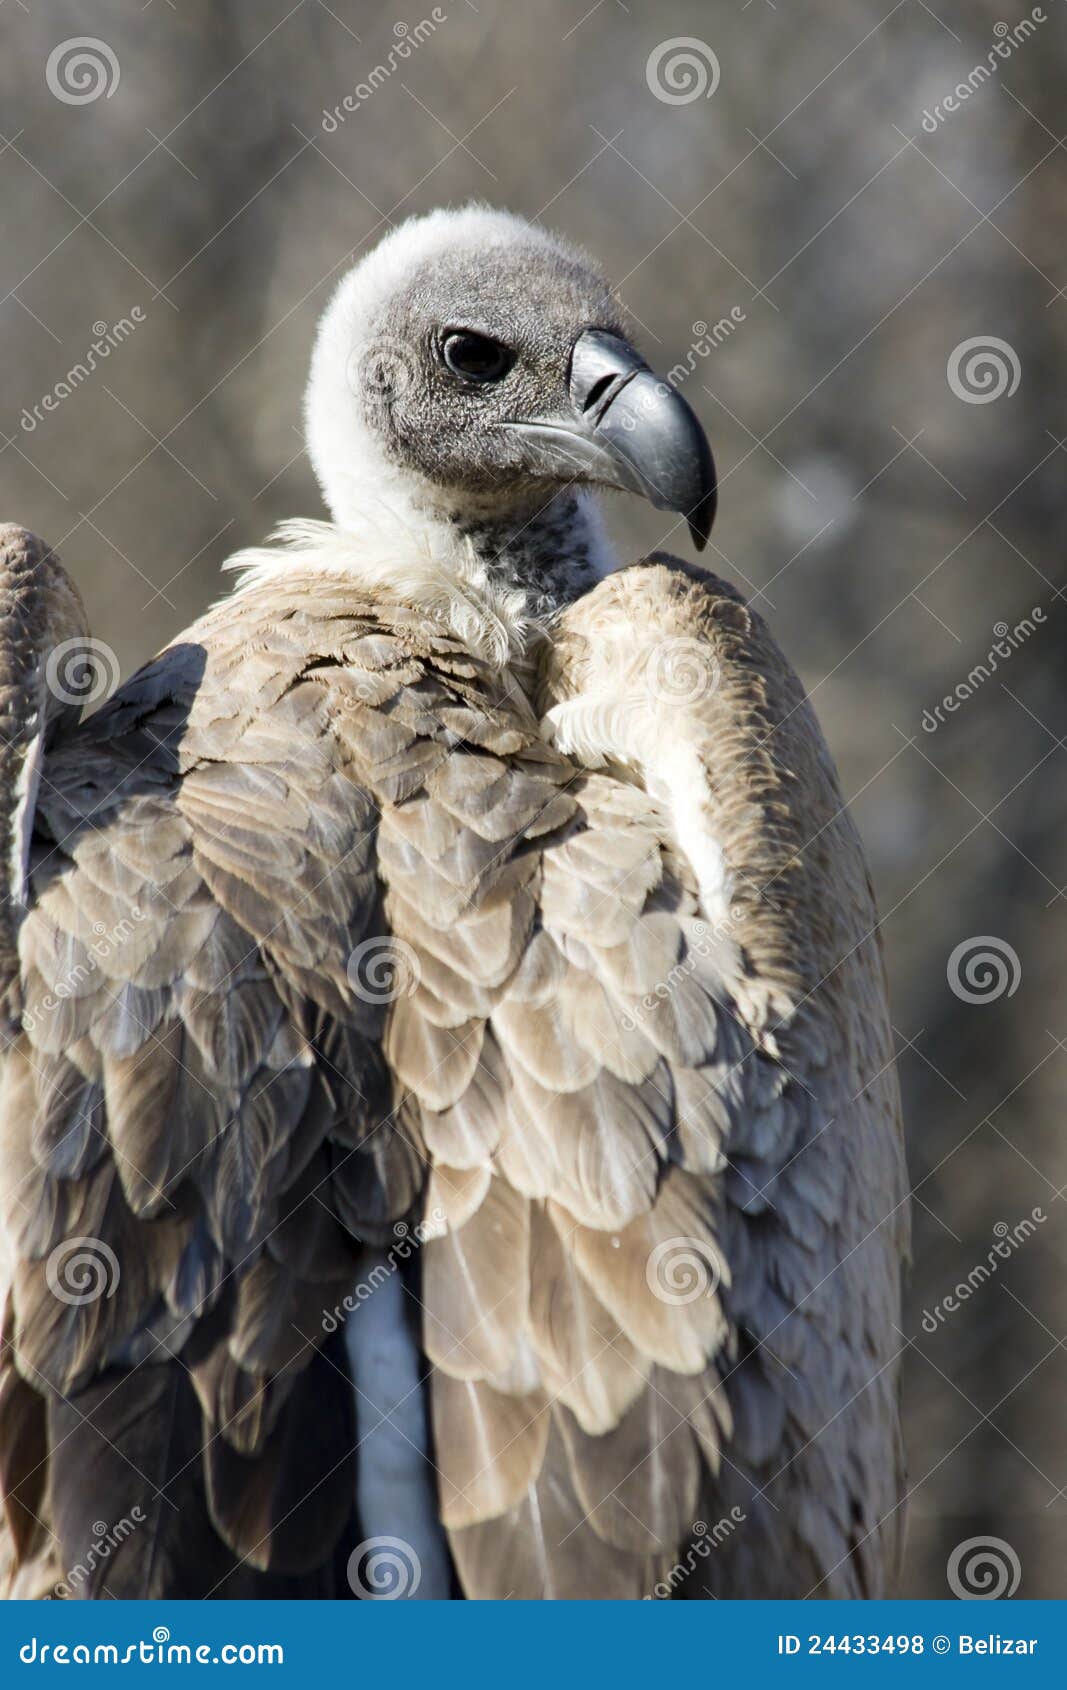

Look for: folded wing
[0,534,905,1600]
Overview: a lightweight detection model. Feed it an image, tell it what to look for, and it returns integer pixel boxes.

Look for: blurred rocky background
[1,0,1064,1599]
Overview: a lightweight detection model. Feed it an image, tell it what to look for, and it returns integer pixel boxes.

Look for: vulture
[0,206,907,1601]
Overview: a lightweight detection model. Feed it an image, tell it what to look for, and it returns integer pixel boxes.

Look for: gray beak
[501,328,717,549]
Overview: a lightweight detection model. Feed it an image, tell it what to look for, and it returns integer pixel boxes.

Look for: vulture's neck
[310,405,618,626]
[228,489,616,671]
[314,471,619,645]
[435,488,617,619]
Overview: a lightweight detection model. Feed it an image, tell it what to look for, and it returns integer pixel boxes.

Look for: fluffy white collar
[222,513,541,669]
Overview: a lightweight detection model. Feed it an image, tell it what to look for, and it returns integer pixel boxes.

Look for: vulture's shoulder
[547,552,889,1042]
[26,565,563,1040]
[62,564,541,773]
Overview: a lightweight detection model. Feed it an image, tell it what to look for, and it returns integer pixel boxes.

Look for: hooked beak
[501,328,717,550]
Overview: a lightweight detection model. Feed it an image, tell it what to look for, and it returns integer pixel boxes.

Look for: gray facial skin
[366,242,625,492]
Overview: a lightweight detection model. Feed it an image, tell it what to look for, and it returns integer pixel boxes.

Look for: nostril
[579,373,616,413]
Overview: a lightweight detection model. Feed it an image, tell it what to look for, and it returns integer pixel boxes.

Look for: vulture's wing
[0,530,905,1600]
[401,555,907,1599]
[2,547,428,1595]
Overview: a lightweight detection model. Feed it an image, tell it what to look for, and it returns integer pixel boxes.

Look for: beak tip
[686,474,717,554]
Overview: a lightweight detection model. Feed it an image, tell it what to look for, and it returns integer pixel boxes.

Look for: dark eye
[441,330,514,383]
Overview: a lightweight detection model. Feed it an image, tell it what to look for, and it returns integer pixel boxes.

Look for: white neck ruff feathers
[223,512,543,669]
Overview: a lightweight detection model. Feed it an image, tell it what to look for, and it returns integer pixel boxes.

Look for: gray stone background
[1,0,1064,1599]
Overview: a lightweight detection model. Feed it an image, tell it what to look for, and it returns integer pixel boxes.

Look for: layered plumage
[0,207,907,1600]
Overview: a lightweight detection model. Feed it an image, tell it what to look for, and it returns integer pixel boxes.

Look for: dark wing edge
[0,526,89,1029]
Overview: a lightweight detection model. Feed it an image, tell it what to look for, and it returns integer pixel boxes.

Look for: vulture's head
[305,206,716,600]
